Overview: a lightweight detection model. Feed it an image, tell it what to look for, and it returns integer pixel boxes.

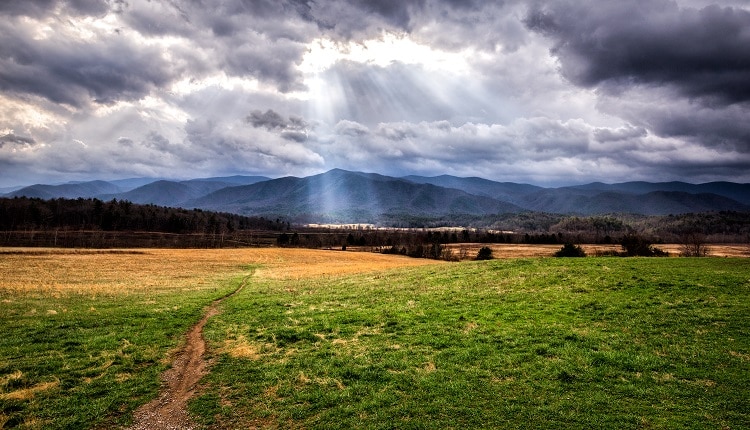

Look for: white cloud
[0,0,748,187]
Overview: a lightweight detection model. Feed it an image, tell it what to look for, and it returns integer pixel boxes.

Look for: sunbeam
[3,0,749,186]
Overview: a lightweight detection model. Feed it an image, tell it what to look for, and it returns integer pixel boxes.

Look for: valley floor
[0,247,748,428]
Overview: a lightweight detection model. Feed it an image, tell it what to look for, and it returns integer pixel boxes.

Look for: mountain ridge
[4,170,749,221]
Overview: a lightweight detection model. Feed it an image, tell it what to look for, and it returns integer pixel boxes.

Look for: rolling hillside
[187,169,523,221]
[4,169,749,221]
[7,180,123,199]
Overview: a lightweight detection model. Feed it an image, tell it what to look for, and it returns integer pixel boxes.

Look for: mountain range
[5,169,750,222]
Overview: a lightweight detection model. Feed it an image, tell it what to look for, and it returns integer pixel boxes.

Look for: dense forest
[1,197,748,249]
[0,197,285,248]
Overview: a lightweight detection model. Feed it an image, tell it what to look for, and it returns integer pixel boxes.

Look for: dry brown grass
[0,369,59,401]
[0,248,442,296]
[248,248,442,280]
[1,243,746,296]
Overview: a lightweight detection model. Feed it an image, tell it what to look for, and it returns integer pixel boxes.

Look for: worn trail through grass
[0,248,439,428]
[128,272,253,430]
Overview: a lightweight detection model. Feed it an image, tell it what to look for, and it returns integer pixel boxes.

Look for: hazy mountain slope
[692,182,750,206]
[402,175,542,205]
[109,180,234,206]
[188,169,523,221]
[186,175,270,186]
[519,189,749,215]
[568,181,750,205]
[107,178,165,191]
[7,180,122,199]
[4,170,748,220]
[0,185,23,194]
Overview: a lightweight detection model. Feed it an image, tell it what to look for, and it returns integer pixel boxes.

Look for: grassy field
[1,248,748,428]
[198,257,750,429]
[0,248,437,428]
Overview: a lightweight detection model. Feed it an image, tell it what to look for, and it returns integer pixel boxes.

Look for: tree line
[0,197,286,233]
[0,197,286,248]
[1,196,748,251]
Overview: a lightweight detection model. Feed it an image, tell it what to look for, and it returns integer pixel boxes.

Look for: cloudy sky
[1,0,749,187]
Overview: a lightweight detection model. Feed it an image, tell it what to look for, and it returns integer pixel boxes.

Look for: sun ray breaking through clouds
[1,0,749,187]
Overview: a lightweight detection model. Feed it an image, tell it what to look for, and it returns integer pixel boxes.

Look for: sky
[1,0,749,188]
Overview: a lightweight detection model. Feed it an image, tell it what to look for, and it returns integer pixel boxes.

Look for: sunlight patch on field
[0,379,58,401]
[0,248,441,296]
[221,335,262,360]
[248,248,442,280]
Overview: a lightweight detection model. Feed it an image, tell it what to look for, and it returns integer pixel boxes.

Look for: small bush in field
[621,234,668,257]
[475,246,493,260]
[555,243,587,257]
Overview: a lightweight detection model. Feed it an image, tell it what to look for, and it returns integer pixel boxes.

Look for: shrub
[475,246,493,260]
[554,243,587,257]
[620,234,668,257]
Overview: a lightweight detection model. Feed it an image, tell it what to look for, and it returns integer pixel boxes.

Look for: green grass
[2,256,748,428]
[0,276,243,429]
[198,258,750,429]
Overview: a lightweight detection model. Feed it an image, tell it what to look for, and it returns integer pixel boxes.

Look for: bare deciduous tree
[680,232,710,257]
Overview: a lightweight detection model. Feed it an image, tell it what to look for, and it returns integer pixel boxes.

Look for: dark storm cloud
[63,0,112,15]
[224,39,308,92]
[592,80,750,154]
[116,137,134,147]
[0,0,54,17]
[0,134,36,148]
[0,20,177,108]
[526,0,750,104]
[123,7,193,37]
[302,0,429,40]
[248,110,289,130]
[248,109,310,141]
[0,0,111,17]
[144,131,172,152]
[655,109,750,148]
[122,0,315,92]
[350,0,425,29]
[248,109,307,130]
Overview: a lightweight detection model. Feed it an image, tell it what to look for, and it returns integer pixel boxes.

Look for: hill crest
[4,169,749,221]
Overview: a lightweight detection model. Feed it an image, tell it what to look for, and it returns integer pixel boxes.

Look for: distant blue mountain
[0,185,22,194]
[564,181,750,206]
[6,180,122,199]
[5,169,749,220]
[403,175,543,205]
[186,175,270,186]
[187,169,523,221]
[99,180,230,206]
[107,177,165,191]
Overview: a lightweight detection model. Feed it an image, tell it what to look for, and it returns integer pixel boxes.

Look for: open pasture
[1,248,749,428]
[0,248,438,428]
[199,256,750,429]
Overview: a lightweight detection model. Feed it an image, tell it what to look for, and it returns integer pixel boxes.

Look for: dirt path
[128,275,249,430]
